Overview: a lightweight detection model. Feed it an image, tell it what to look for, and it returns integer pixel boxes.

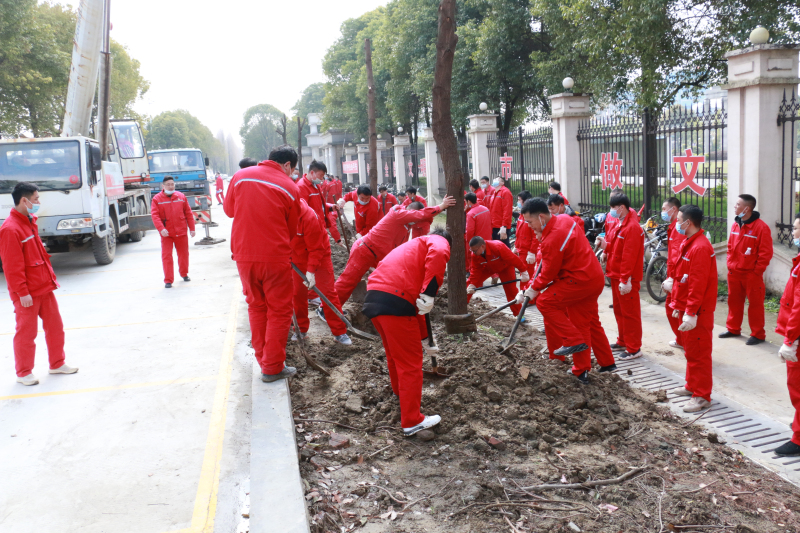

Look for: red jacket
[401,194,428,208]
[367,234,450,307]
[671,229,718,317]
[363,204,442,260]
[343,191,381,235]
[223,160,300,263]
[475,189,486,206]
[488,185,513,228]
[0,209,59,301]
[466,205,492,244]
[666,219,686,279]
[297,175,333,231]
[151,190,196,237]
[470,240,527,280]
[481,185,495,202]
[558,192,570,206]
[330,179,343,202]
[726,214,773,275]
[605,210,644,282]
[532,214,603,291]
[292,200,330,273]
[215,176,224,192]
[777,254,800,344]
[515,215,539,257]
[378,193,399,217]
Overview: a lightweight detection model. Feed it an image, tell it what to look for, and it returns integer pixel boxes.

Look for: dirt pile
[288,296,800,533]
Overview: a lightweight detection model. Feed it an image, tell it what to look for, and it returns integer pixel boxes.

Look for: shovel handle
[424,313,439,368]
[475,300,517,323]
[473,279,520,291]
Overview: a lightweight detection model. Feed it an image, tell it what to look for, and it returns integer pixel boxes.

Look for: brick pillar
[467,113,498,181]
[549,92,592,206]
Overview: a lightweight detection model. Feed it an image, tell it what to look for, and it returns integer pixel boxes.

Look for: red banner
[600,152,623,190]
[671,149,706,195]
[342,160,359,174]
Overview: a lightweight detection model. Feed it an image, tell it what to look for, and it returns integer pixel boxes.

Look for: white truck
[0,0,155,266]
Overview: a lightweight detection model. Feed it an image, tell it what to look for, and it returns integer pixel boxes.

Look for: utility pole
[296,116,306,171]
[365,38,378,196]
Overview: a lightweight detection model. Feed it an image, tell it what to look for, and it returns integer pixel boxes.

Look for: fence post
[375,137,387,185]
[356,143,369,185]
[422,126,443,203]
[393,134,410,191]
[641,107,654,217]
[466,113,499,180]
[518,125,526,191]
[549,92,592,206]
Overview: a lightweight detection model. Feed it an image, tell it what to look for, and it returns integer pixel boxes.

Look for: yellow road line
[0,314,225,336]
[0,375,215,401]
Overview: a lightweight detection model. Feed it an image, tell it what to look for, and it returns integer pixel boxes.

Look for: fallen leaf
[599,504,618,513]
[519,366,530,380]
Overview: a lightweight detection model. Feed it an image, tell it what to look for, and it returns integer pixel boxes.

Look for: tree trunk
[365,38,378,197]
[431,0,467,316]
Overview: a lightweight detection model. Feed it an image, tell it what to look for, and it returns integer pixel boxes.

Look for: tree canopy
[239,103,302,161]
[146,110,224,167]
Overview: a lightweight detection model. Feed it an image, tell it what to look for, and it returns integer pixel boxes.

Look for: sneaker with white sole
[261,366,297,383]
[291,331,308,342]
[316,306,327,323]
[668,340,684,350]
[16,373,39,386]
[682,396,711,413]
[609,343,626,351]
[308,298,321,306]
[49,364,78,374]
[671,386,693,396]
[334,334,352,346]
[403,414,441,436]
[618,350,642,361]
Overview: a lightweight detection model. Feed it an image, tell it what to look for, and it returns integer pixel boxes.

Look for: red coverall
[725,214,773,340]
[514,215,539,280]
[291,200,347,336]
[532,215,615,374]
[334,204,442,305]
[776,254,800,445]
[670,229,717,401]
[605,210,644,353]
[401,194,430,238]
[378,193,399,218]
[558,192,570,206]
[474,189,486,207]
[0,209,65,377]
[342,191,381,236]
[224,160,300,375]
[468,240,528,316]
[488,185,514,239]
[481,185,495,205]
[215,176,224,204]
[465,204,492,271]
[367,235,450,428]
[297,175,341,242]
[151,190,196,284]
[330,178,343,202]
[666,219,686,345]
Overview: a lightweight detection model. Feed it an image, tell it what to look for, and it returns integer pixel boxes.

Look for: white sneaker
[291,331,308,342]
[668,340,684,350]
[49,364,78,374]
[16,373,39,386]
[308,298,321,306]
[683,396,712,413]
[671,386,692,396]
[403,414,441,436]
[334,334,352,346]
[618,350,642,361]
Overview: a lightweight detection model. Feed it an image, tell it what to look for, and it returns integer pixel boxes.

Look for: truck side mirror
[91,145,103,172]
[204,157,210,167]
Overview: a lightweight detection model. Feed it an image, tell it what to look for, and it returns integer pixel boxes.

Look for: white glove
[514,290,525,305]
[519,271,530,283]
[355,233,363,240]
[662,277,674,293]
[678,313,697,332]
[337,199,345,209]
[600,253,607,266]
[304,272,316,289]
[672,309,680,318]
[160,229,169,237]
[416,294,434,315]
[779,341,798,363]
[499,226,507,239]
[526,252,536,264]
[524,286,538,301]
[595,236,606,250]
[422,337,439,355]
[619,278,632,295]
[512,246,517,254]
[466,284,477,295]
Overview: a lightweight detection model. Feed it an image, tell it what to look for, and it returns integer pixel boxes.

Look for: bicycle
[642,215,670,303]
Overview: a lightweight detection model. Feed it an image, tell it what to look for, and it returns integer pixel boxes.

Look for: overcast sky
[58,0,389,146]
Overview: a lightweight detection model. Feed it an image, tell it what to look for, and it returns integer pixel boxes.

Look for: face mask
[165,189,175,196]
[661,210,671,222]
[676,221,688,235]
[539,215,547,230]
[794,238,800,248]
[480,183,487,189]
[27,202,40,214]
[312,179,322,185]
[608,209,618,219]
[492,179,500,187]
[358,199,369,206]
[517,202,522,209]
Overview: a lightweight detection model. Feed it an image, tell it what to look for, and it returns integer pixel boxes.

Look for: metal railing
[777,90,800,246]
[486,125,554,198]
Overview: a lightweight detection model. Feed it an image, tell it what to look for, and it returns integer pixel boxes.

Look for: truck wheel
[92,225,117,265]
[128,199,147,242]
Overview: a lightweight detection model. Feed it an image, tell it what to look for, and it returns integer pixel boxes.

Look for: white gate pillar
[356,144,368,185]
[393,134,410,192]
[549,92,592,207]
[467,114,499,181]
[422,127,442,202]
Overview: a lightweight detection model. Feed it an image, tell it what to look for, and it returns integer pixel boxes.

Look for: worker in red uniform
[547,194,584,232]
[215,172,225,204]
[334,196,455,305]
[467,237,530,316]
[330,175,344,202]
[297,160,343,246]
[773,214,800,456]
[338,185,381,238]
[291,199,351,345]
[224,145,301,382]
[465,192,491,272]
[479,176,494,201]
[598,193,644,361]
[659,197,685,349]
[402,187,430,238]
[0,182,78,386]
[721,194,774,345]
[362,229,451,436]
[151,176,196,288]
[517,198,617,383]
[487,176,513,247]
[548,181,569,206]
[468,179,485,206]
[667,205,718,413]
[378,185,399,218]
[514,191,538,280]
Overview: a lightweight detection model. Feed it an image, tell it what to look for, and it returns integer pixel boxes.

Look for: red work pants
[468,266,521,316]
[328,215,342,243]
[13,291,66,377]
[292,258,347,336]
[161,234,189,283]
[537,277,614,374]
[216,190,224,204]
[333,242,378,305]
[665,291,683,346]
[678,308,714,401]
[726,271,766,339]
[372,314,428,429]
[786,359,800,445]
[237,261,293,375]
[610,278,642,353]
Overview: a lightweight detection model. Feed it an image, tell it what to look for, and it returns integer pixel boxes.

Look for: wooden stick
[292,418,360,431]
[371,484,407,505]
[519,466,648,491]
[367,443,394,458]
[670,480,721,494]
[681,407,712,427]
[504,515,523,533]
[402,476,456,512]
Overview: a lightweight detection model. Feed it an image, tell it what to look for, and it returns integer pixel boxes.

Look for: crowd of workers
[2,143,800,454]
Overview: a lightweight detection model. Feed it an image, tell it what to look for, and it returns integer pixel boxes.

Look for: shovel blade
[422,368,450,378]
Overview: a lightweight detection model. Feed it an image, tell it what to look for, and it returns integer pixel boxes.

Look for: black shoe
[599,364,617,373]
[316,306,327,323]
[575,370,590,385]
[165,283,172,288]
[746,336,765,346]
[554,343,589,356]
[774,440,800,457]
[261,366,297,383]
[718,331,741,339]
[609,343,626,351]
[183,276,191,282]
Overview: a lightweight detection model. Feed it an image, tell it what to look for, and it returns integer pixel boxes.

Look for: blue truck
[146,148,212,221]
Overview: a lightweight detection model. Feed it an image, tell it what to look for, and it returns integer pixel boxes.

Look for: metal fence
[403,145,420,189]
[380,149,395,188]
[777,90,800,246]
[435,135,472,196]
[486,125,554,198]
[577,102,728,243]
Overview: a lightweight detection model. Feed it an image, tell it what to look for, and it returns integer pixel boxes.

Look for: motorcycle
[642,215,670,303]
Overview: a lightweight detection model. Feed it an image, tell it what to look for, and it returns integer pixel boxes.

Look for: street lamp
[361,138,365,142]
[749,26,769,45]
[377,134,382,139]
[479,102,488,112]
[398,126,403,133]
[563,77,575,94]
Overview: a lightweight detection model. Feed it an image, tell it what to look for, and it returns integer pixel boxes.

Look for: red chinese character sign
[419,158,427,177]
[342,160,358,174]
[671,148,706,196]
[499,153,513,179]
[384,162,389,178]
[600,152,623,190]
[407,161,414,178]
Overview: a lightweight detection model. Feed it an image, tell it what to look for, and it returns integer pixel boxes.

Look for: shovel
[290,263,380,342]
[291,312,330,376]
[498,296,531,354]
[422,313,449,378]
[472,279,519,291]
[336,205,351,250]
[475,299,518,323]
